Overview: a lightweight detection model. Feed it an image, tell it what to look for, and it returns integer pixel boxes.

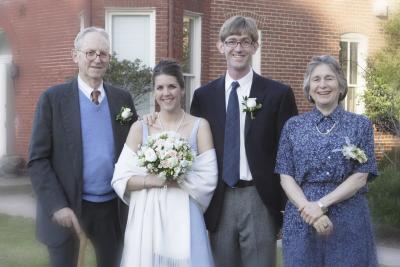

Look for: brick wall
[206,0,386,113]
[0,0,83,159]
[374,129,400,161]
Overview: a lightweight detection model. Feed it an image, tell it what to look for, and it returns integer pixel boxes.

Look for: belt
[231,179,254,188]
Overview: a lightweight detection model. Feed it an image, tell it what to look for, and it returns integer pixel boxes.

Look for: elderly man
[28,27,137,267]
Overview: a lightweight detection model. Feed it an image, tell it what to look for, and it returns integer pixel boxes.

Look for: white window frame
[252,30,261,74]
[0,54,12,158]
[340,33,368,114]
[182,11,202,111]
[105,8,156,68]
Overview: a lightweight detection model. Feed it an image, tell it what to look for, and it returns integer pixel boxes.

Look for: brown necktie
[90,89,101,105]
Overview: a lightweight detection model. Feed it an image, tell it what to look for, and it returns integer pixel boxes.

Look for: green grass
[0,214,390,267]
[0,214,96,267]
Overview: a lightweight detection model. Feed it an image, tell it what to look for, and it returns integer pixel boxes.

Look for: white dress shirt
[224,70,254,181]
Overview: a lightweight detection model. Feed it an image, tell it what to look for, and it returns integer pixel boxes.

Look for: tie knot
[231,81,240,91]
[91,89,101,105]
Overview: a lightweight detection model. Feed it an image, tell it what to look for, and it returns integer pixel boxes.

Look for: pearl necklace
[158,110,186,133]
[315,121,337,135]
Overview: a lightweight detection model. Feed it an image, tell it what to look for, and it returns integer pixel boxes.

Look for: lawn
[3,214,391,267]
[0,214,96,267]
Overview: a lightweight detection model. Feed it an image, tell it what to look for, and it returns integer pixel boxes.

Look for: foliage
[104,54,152,107]
[364,11,400,135]
[368,166,400,229]
[378,146,400,170]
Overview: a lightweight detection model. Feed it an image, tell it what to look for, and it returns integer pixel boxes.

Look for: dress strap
[188,118,201,153]
[141,121,149,144]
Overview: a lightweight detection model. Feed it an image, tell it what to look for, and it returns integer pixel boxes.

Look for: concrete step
[0,175,33,195]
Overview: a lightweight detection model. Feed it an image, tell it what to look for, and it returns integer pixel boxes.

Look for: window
[106,9,156,115]
[339,33,368,114]
[182,13,201,111]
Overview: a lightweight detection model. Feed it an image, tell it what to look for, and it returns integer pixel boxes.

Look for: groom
[28,27,137,267]
[191,16,298,267]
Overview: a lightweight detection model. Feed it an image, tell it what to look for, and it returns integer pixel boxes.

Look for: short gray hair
[303,55,348,103]
[74,27,110,50]
[219,16,259,42]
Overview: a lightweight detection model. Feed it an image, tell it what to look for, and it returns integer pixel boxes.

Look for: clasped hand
[299,201,333,235]
[298,201,324,224]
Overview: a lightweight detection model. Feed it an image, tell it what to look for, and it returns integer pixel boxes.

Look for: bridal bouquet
[137,132,195,183]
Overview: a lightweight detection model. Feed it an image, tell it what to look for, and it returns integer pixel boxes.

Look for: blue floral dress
[275,106,378,267]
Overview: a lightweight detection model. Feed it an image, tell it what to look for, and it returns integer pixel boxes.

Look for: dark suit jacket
[28,78,137,246]
[190,72,298,232]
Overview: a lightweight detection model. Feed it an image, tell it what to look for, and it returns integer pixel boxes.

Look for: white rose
[166,157,178,168]
[121,108,132,119]
[246,98,257,108]
[144,148,157,162]
[163,141,174,151]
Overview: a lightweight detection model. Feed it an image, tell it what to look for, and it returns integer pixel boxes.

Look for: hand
[145,174,167,188]
[141,112,159,127]
[313,215,333,235]
[299,201,324,225]
[52,207,81,234]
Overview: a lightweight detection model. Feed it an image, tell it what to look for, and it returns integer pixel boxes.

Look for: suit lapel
[60,79,83,175]
[104,85,120,162]
[245,72,267,137]
[215,76,227,129]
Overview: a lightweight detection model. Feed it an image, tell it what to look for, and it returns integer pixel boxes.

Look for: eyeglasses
[224,39,254,48]
[77,50,110,61]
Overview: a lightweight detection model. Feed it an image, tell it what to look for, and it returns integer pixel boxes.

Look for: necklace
[315,121,337,135]
[158,110,186,133]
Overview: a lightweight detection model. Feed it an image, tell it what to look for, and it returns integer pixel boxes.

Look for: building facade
[0,0,398,161]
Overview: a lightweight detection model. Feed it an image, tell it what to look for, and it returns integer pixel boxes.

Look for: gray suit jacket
[28,78,137,246]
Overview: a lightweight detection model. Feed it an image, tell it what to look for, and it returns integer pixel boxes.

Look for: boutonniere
[116,106,133,125]
[241,96,262,119]
[333,137,368,164]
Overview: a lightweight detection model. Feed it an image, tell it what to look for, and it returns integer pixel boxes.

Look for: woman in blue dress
[275,55,378,267]
[112,60,217,267]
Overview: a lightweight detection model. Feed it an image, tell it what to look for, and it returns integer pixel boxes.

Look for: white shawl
[112,144,218,267]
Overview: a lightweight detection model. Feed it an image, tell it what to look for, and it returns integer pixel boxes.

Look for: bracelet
[317,200,328,214]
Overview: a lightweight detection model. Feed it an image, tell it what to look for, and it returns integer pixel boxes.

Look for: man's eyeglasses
[224,39,254,48]
[78,50,110,61]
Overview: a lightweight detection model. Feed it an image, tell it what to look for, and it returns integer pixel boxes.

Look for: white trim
[340,33,368,114]
[252,30,261,74]
[105,8,156,67]
[183,13,202,110]
[0,55,11,157]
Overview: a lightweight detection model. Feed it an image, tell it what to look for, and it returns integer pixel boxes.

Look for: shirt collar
[77,75,105,101]
[225,69,253,92]
[311,105,344,124]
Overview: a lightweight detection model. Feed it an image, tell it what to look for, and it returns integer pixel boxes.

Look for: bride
[112,59,217,267]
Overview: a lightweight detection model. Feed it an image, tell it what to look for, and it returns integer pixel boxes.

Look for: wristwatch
[317,200,328,214]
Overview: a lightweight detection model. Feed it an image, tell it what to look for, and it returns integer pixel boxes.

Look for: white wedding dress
[112,119,217,267]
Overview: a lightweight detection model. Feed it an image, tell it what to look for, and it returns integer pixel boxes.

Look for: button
[328,156,331,159]
[326,172,330,175]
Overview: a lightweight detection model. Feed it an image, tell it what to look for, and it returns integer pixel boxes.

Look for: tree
[364,11,400,136]
[104,55,152,108]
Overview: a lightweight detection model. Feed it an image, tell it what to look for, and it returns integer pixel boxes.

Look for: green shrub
[378,146,400,170]
[368,166,400,228]
[364,11,400,135]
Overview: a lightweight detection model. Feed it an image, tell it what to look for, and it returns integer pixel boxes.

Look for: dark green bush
[368,166,400,229]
